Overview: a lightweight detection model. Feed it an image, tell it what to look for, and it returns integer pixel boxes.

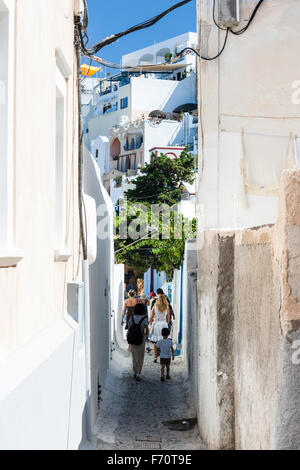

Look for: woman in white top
[149,294,171,363]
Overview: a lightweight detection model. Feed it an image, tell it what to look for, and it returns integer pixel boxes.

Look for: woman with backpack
[149,294,171,363]
[121,290,139,330]
[127,303,149,382]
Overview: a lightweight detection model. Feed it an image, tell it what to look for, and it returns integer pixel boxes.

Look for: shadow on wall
[114,265,128,353]
[83,147,114,433]
[163,75,197,114]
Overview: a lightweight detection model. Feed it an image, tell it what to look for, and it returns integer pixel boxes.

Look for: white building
[82,32,198,345]
[0,0,114,450]
[191,0,300,451]
[197,1,300,230]
[83,32,197,149]
[122,32,197,70]
[107,114,197,202]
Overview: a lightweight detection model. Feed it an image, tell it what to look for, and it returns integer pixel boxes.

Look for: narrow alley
[96,346,206,451]
[2,0,300,453]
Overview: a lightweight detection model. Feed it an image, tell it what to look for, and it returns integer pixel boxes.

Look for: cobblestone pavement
[96,345,206,451]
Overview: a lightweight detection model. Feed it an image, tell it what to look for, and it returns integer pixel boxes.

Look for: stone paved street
[96,345,206,451]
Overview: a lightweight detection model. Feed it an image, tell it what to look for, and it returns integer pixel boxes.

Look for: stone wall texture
[191,171,300,449]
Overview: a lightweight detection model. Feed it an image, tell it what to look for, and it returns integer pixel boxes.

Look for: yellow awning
[81,64,101,77]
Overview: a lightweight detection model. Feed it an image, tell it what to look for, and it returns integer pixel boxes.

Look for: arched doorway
[110,137,121,160]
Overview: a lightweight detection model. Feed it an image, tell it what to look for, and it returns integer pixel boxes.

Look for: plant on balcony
[114,176,123,188]
[164,52,173,62]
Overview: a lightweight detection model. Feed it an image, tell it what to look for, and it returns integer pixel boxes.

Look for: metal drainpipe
[75,18,92,443]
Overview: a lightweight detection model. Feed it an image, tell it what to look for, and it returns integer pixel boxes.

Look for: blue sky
[84,0,196,73]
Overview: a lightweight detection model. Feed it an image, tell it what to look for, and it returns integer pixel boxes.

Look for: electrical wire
[123,186,186,201]
[83,0,192,54]
[115,229,159,254]
[230,0,265,36]
[178,29,229,61]
[79,0,265,71]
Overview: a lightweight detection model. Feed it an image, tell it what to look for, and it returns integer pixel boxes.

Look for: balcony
[116,153,137,173]
[123,136,143,152]
[100,84,119,97]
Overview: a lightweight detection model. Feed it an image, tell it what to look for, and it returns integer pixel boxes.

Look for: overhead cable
[79,0,265,70]
[82,0,193,55]
[230,0,265,35]
[178,29,229,62]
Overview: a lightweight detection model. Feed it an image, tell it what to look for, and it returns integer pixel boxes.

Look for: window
[95,149,99,159]
[120,97,128,110]
[0,2,10,247]
[55,66,67,250]
[54,49,72,262]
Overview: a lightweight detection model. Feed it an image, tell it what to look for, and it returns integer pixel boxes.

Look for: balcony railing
[100,84,119,97]
[116,153,137,173]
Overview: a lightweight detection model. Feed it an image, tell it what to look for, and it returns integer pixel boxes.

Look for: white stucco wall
[198,0,300,230]
[122,32,198,67]
[131,74,196,120]
[0,0,89,450]
[85,83,131,146]
[83,147,115,433]
[113,264,126,351]
[91,135,109,177]
[0,316,86,450]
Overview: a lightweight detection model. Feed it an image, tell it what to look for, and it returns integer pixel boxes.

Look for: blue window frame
[120,97,128,110]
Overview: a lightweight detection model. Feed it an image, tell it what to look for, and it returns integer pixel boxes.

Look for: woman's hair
[129,290,136,298]
[134,303,146,316]
[157,288,164,295]
[155,294,169,313]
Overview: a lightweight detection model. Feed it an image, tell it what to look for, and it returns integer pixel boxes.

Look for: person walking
[152,288,175,332]
[121,290,139,330]
[127,303,149,382]
[150,292,157,310]
[139,293,150,317]
[149,294,171,363]
[157,328,175,382]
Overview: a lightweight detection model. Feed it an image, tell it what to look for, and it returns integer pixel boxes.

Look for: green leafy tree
[125,149,195,205]
[114,150,197,277]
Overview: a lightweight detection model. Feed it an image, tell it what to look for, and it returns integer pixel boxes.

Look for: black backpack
[127,317,145,346]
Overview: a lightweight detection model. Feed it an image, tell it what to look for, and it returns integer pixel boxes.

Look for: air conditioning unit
[218,0,240,28]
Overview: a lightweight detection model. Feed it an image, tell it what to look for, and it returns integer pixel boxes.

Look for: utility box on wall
[218,0,240,28]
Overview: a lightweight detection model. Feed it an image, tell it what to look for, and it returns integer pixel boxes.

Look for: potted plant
[164,52,173,62]
[114,176,122,188]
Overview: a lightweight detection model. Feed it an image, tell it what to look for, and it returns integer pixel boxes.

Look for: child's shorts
[160,358,171,366]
